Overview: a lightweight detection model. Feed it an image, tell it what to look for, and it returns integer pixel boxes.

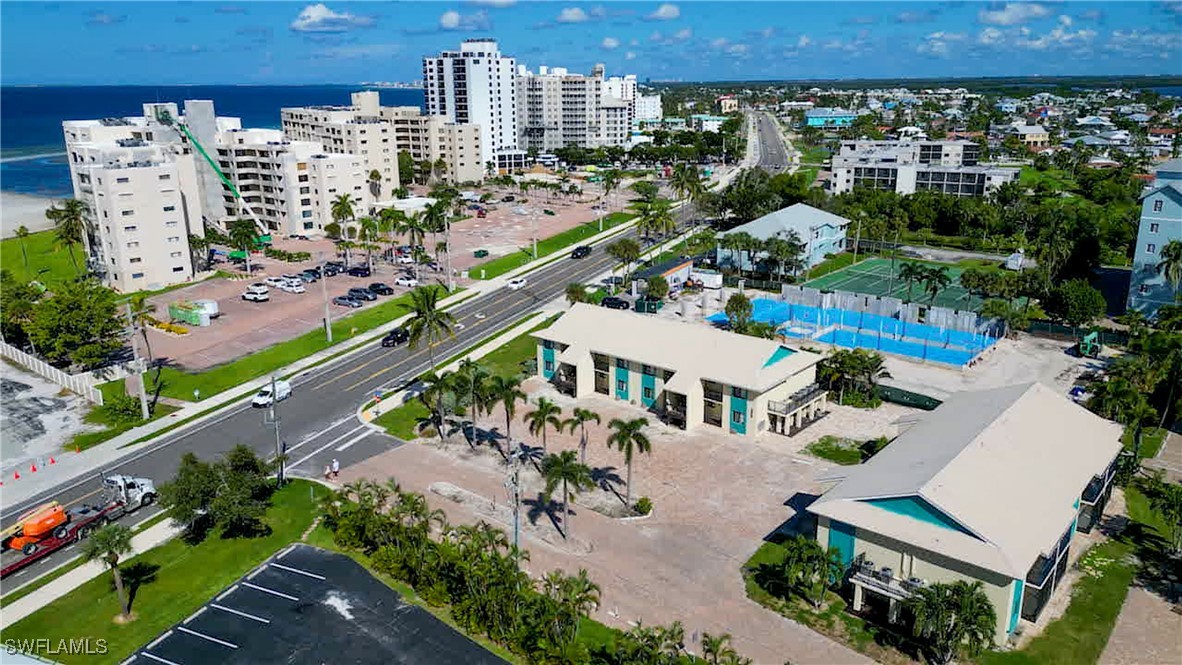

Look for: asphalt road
[0,232,642,583]
[754,112,790,172]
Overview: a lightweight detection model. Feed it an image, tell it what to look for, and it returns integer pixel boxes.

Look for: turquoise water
[708,298,996,366]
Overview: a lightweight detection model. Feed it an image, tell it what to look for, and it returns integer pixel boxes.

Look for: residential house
[533,304,828,436]
[1010,125,1051,150]
[806,108,857,128]
[718,203,850,270]
[1076,115,1115,130]
[808,382,1122,645]
[1126,158,1182,318]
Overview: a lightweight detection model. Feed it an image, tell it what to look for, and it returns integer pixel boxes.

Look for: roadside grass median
[371,313,561,440]
[0,480,329,664]
[471,212,633,280]
[152,286,447,402]
[71,380,179,451]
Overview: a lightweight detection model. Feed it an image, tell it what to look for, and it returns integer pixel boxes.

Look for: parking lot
[147,242,427,371]
[127,543,506,665]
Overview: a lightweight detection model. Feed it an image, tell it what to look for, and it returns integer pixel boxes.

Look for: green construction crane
[153,108,267,233]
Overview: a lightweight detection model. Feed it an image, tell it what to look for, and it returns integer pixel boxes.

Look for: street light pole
[320,253,332,343]
[125,303,149,421]
[532,208,539,260]
[265,374,285,487]
[504,444,523,560]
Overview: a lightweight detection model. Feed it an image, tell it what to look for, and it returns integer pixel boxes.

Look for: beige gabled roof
[810,383,1122,578]
[534,304,822,392]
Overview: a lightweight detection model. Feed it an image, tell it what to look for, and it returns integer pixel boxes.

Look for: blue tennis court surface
[708,298,997,366]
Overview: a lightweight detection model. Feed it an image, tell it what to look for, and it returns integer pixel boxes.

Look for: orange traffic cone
[75,446,81,453]
[49,457,56,465]
[13,470,20,480]
[30,463,37,473]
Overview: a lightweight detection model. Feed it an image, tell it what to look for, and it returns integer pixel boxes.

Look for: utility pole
[265,375,285,487]
[320,253,332,343]
[445,216,455,292]
[504,444,524,560]
[124,303,149,421]
[532,209,539,260]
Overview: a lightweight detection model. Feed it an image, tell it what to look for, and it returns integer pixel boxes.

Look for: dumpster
[474,249,489,258]
[634,298,664,314]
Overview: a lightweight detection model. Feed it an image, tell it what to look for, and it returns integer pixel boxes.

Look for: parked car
[279,281,306,294]
[381,327,410,348]
[347,287,377,302]
[506,277,528,290]
[502,195,515,202]
[396,254,414,264]
[394,276,419,287]
[323,264,342,277]
[601,296,630,310]
[282,273,303,283]
[368,282,394,295]
[301,268,321,282]
[251,380,292,408]
[332,295,362,308]
[264,276,287,288]
[347,266,372,277]
[602,276,624,287]
[242,283,270,302]
[571,245,592,259]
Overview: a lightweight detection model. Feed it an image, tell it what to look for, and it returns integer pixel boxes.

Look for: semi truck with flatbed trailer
[0,475,156,579]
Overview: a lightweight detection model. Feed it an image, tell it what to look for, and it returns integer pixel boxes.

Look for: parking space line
[211,603,271,624]
[334,430,371,452]
[243,581,299,601]
[140,653,183,665]
[146,631,174,650]
[270,562,327,580]
[176,626,239,649]
[183,607,206,624]
[215,585,239,601]
[287,424,369,469]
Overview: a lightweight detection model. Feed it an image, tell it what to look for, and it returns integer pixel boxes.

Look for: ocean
[0,85,424,198]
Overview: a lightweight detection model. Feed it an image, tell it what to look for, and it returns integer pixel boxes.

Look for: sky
[1,1,1180,85]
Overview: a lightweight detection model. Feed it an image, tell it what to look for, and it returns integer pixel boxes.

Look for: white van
[251,380,292,407]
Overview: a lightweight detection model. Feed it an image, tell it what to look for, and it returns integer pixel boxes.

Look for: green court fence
[876,385,943,411]
[723,275,790,291]
[1025,320,1129,347]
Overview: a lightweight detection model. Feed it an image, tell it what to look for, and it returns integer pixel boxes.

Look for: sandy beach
[1,191,58,238]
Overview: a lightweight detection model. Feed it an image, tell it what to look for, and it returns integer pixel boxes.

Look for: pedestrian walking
[331,458,340,479]
[323,464,332,482]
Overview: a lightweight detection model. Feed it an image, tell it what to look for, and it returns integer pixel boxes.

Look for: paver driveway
[339,389,871,665]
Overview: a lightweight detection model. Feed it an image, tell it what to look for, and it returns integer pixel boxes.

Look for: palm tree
[669,162,703,225]
[541,450,594,540]
[46,199,88,274]
[14,225,30,272]
[1157,240,1182,292]
[898,262,926,302]
[227,217,258,275]
[524,397,563,454]
[456,358,489,430]
[187,233,210,271]
[487,374,526,452]
[923,266,952,306]
[128,292,157,368]
[406,287,457,439]
[763,232,805,281]
[564,407,601,464]
[907,580,997,665]
[565,282,587,306]
[368,169,382,200]
[606,237,642,285]
[80,523,135,620]
[601,169,622,213]
[606,417,651,507]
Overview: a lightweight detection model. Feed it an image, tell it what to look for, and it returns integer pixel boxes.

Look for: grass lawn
[371,313,561,440]
[71,380,179,451]
[153,286,446,402]
[805,435,865,466]
[806,252,858,280]
[1019,166,1078,192]
[0,229,81,287]
[1,480,330,664]
[472,212,633,280]
[800,145,830,165]
[1121,426,1168,461]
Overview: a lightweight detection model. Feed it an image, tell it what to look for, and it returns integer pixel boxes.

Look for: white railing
[0,341,105,405]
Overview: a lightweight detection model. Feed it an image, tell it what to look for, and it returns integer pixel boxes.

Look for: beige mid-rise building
[381,106,484,184]
[516,63,632,152]
[280,91,399,200]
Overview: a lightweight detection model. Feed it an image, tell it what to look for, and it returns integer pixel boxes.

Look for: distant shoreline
[0,192,57,238]
[0,151,66,163]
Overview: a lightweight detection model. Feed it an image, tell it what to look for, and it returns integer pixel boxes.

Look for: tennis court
[804,257,984,312]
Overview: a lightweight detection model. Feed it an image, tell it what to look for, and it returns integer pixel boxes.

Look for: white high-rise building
[63,106,206,292]
[423,39,518,170]
[603,74,637,107]
[279,91,399,201]
[381,107,484,184]
[635,94,663,122]
[516,63,633,151]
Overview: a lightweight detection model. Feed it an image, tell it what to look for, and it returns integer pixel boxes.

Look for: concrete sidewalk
[0,519,182,629]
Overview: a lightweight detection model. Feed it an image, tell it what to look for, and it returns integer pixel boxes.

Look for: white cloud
[727,43,749,55]
[556,7,588,23]
[647,3,680,21]
[710,37,730,49]
[978,3,1051,26]
[629,38,639,46]
[673,27,692,41]
[917,31,965,57]
[649,30,663,42]
[601,36,620,50]
[1058,15,1072,27]
[977,27,1004,45]
[471,0,516,6]
[290,3,373,33]
[625,51,637,60]
[439,10,489,31]
[797,34,811,48]
[1105,29,1177,54]
[1016,26,1096,50]
[314,43,402,59]
[758,27,776,39]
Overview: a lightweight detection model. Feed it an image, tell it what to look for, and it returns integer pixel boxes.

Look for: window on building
[1150,223,1159,233]
[129,257,142,264]
[298,174,309,182]
[544,360,554,372]
[643,386,655,400]
[300,198,312,206]
[302,210,312,218]
[123,225,137,232]
[131,272,144,279]
[1147,244,1157,253]
[616,379,627,392]
[116,177,129,184]
[616,358,627,369]
[300,186,310,194]
[732,410,745,425]
[163,205,176,212]
[159,174,171,181]
[172,266,184,272]
[166,221,178,228]
[1153,200,1163,213]
[121,210,134,216]
[732,386,747,399]
[127,241,139,248]
[1139,284,1150,294]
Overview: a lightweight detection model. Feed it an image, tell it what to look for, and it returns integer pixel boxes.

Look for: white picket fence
[0,341,105,405]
